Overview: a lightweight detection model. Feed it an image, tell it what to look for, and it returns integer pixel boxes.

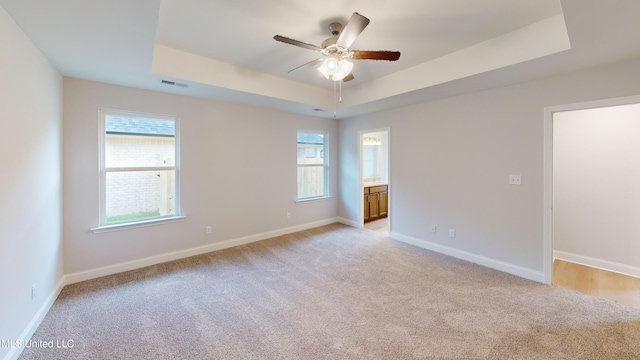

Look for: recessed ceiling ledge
[341,13,571,108]
[152,44,335,109]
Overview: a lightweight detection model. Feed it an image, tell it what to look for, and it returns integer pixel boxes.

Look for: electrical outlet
[205,226,212,235]
[429,224,437,234]
[449,229,456,238]
[31,283,36,300]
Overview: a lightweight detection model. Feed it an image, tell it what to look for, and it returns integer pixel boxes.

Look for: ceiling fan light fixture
[332,59,354,81]
[318,57,339,79]
[274,12,401,84]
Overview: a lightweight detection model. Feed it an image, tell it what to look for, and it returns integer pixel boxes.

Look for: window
[297,131,329,200]
[98,109,180,227]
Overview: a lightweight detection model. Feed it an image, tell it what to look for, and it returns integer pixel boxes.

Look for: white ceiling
[2,0,640,119]
[156,0,562,87]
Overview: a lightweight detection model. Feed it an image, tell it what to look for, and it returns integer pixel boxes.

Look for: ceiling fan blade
[274,35,322,52]
[342,73,355,82]
[336,12,370,48]
[288,58,323,74]
[352,50,401,61]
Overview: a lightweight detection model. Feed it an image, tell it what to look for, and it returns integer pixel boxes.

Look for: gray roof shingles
[106,116,175,137]
[297,133,324,145]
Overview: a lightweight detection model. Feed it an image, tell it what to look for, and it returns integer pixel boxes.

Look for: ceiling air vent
[161,80,188,88]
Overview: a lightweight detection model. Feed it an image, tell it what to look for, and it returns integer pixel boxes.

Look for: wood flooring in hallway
[553,259,640,310]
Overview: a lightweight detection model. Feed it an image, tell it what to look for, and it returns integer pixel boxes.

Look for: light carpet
[18,224,640,359]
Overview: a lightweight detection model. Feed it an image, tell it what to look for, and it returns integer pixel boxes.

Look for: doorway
[360,129,390,234]
[544,96,640,308]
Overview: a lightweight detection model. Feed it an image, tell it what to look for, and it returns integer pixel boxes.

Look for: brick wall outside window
[105,134,175,217]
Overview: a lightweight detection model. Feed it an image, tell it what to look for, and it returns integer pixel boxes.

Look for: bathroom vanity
[364,183,388,223]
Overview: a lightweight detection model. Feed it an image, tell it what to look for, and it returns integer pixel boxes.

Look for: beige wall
[339,58,640,281]
[0,6,63,360]
[63,78,338,274]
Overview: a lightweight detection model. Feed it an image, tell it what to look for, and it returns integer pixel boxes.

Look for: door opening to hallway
[547,98,640,309]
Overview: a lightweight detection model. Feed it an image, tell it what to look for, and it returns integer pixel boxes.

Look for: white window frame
[296,129,330,202]
[94,109,183,232]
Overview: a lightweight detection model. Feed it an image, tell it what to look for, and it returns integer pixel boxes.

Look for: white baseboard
[554,250,640,279]
[337,217,359,228]
[390,231,545,283]
[4,277,65,360]
[65,217,341,285]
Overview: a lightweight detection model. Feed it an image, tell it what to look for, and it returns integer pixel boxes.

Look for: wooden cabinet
[364,187,370,222]
[364,185,388,223]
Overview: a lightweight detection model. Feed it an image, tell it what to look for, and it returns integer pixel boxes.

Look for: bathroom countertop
[363,181,388,187]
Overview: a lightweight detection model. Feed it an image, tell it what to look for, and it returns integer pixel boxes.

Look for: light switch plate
[509,175,522,185]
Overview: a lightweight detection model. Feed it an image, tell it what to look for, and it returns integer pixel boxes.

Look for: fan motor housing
[328,22,342,36]
[321,36,337,50]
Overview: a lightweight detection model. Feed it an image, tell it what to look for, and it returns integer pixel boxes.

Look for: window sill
[295,196,333,204]
[91,216,186,234]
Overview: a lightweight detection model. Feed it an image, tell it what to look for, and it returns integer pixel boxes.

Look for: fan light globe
[318,57,339,79]
[318,57,353,81]
[332,59,354,81]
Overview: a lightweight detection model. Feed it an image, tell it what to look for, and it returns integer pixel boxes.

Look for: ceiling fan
[274,12,401,82]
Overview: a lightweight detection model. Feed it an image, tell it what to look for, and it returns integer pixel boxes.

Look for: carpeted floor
[18,224,640,359]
